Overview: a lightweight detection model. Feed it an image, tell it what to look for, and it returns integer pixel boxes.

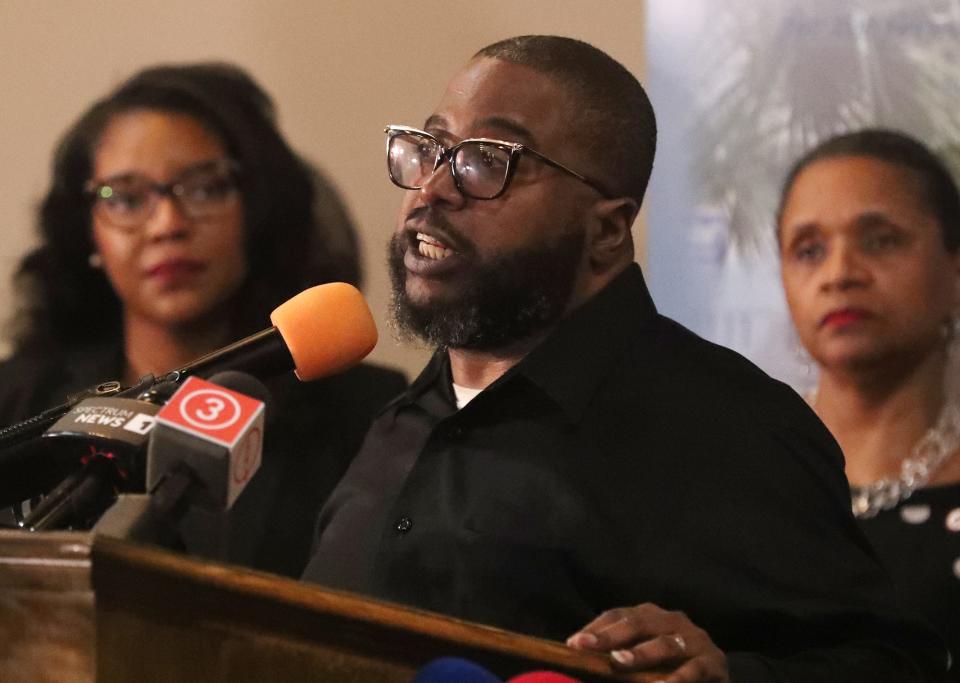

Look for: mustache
[402,206,473,253]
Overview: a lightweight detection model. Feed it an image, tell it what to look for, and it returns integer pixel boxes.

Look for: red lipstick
[146,259,206,282]
[820,308,873,329]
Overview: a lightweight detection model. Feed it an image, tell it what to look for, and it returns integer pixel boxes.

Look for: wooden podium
[0,531,95,682]
[0,530,661,682]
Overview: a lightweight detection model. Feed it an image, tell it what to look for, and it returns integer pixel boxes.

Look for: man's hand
[565,603,729,683]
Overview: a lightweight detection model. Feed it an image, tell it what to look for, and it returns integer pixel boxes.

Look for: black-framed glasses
[385,125,611,200]
[85,158,241,231]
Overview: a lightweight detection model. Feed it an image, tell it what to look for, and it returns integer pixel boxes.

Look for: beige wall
[0,0,646,379]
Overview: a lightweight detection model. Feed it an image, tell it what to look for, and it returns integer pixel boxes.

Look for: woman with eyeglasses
[777,128,960,668]
[0,63,406,577]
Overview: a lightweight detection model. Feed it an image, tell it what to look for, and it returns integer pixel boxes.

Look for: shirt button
[446,425,464,440]
[946,508,960,532]
[396,516,413,534]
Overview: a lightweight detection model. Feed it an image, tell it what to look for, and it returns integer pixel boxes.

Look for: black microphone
[0,374,158,454]
[0,382,178,512]
[95,372,270,559]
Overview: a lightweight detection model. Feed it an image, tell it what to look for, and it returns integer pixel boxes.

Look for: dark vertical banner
[645,0,960,392]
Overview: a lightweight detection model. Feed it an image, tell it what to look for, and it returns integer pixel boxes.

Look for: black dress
[858,483,960,679]
[0,343,407,578]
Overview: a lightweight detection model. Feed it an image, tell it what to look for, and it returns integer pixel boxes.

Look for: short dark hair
[475,35,657,206]
[777,128,960,252]
[10,62,361,350]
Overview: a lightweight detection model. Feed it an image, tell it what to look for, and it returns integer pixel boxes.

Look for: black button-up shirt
[304,264,945,681]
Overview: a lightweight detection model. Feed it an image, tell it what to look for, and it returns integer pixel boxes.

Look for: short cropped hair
[777,128,960,252]
[11,62,361,350]
[475,35,657,206]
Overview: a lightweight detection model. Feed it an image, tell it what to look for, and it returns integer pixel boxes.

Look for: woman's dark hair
[777,128,960,253]
[10,62,361,350]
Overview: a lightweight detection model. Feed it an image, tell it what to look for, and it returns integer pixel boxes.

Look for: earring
[88,252,103,269]
[945,316,960,356]
[946,317,960,397]
[793,341,813,377]
[940,316,960,343]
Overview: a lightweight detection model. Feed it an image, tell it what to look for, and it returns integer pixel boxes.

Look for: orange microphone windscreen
[269,283,378,381]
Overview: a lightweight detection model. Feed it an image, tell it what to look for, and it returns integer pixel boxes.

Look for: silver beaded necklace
[805,384,960,518]
[849,401,960,519]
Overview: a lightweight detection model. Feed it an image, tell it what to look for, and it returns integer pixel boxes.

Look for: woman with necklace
[778,128,960,670]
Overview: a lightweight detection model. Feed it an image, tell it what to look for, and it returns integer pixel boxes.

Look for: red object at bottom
[507,672,583,683]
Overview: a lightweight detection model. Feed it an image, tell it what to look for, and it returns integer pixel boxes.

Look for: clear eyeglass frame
[384,125,611,200]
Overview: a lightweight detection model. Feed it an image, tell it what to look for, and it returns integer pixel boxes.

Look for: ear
[583,197,639,270]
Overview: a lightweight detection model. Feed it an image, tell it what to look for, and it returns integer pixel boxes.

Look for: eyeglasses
[85,159,240,231]
[385,125,611,200]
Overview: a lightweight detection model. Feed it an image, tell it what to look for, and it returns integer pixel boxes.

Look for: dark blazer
[0,343,407,577]
[304,263,946,681]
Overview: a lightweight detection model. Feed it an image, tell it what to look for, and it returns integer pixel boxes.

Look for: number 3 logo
[180,389,242,430]
[196,397,226,422]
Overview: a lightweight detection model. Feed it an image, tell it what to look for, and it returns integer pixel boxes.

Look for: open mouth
[417,232,455,260]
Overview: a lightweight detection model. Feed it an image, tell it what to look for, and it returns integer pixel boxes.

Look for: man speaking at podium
[303,36,947,682]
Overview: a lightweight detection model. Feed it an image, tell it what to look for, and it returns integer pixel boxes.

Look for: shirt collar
[393,263,658,422]
[515,263,658,422]
[394,349,455,410]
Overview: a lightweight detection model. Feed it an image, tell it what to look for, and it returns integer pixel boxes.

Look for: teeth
[419,242,451,260]
[416,232,453,260]
[417,232,445,247]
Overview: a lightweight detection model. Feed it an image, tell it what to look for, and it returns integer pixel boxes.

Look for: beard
[388,227,585,351]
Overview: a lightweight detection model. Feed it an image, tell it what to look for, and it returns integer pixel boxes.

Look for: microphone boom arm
[0,374,157,453]
[162,327,293,383]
